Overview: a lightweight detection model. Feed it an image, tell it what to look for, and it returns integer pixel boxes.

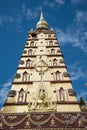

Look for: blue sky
[0,0,87,108]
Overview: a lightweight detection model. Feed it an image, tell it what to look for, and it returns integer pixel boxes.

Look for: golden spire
[40,11,44,21]
[36,11,49,30]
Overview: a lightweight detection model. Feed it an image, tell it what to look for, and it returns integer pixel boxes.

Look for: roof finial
[36,10,49,30]
[40,10,44,21]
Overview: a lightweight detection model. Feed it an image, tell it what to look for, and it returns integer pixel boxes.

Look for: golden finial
[36,10,49,30]
[40,10,44,21]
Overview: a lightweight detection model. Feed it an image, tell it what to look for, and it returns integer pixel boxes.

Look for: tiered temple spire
[0,11,87,130]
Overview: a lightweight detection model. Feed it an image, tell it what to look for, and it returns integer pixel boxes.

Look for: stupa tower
[0,12,87,130]
[1,11,80,113]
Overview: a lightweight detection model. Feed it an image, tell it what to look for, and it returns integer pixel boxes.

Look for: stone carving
[50,118,56,127]
[8,115,17,120]
[0,121,3,129]
[0,112,87,129]
[28,59,57,112]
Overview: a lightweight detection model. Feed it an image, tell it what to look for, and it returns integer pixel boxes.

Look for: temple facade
[0,12,87,130]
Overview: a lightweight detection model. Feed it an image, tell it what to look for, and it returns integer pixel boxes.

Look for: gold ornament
[0,121,3,129]
[25,120,31,129]
[50,118,56,127]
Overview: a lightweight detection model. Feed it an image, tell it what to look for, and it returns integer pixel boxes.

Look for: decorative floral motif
[62,113,72,125]
[78,118,83,127]
[62,113,71,120]
[33,115,44,120]
[25,120,31,129]
[8,116,17,120]
[50,118,56,127]
[0,112,87,129]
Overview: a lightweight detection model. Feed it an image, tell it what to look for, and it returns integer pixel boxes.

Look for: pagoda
[0,11,87,130]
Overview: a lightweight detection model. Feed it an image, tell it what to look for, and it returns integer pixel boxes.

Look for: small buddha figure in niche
[51,49,55,55]
[30,41,34,46]
[22,71,28,81]
[28,49,33,55]
[53,58,57,66]
[48,34,51,38]
[55,71,60,80]
[49,41,53,46]
[59,87,65,101]
[26,59,32,67]
[18,88,25,102]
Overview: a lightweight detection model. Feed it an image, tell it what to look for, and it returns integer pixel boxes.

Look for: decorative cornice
[4,101,79,106]
[12,81,33,84]
[17,67,35,69]
[46,45,60,48]
[21,54,63,57]
[47,54,63,57]
[4,103,28,106]
[12,80,72,84]
[24,46,38,48]
[45,38,57,40]
[21,55,36,58]
[17,66,67,70]
[26,38,39,41]
[24,45,60,48]
[49,66,67,68]
[28,30,56,34]
[56,101,79,104]
[50,80,72,83]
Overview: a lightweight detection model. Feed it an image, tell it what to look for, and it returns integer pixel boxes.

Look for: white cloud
[56,11,87,56]
[43,0,65,8]
[0,14,23,29]
[55,0,65,4]
[56,27,87,56]
[67,62,87,100]
[76,11,87,23]
[25,8,38,20]
[22,4,26,13]
[69,65,86,81]
[0,80,11,107]
[66,61,87,82]
[43,1,55,8]
[56,28,77,45]
[2,82,11,87]
[71,0,86,6]
[71,0,81,5]
[0,15,14,26]
[0,4,39,29]
[0,87,9,104]
[77,91,87,100]
[21,4,40,21]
